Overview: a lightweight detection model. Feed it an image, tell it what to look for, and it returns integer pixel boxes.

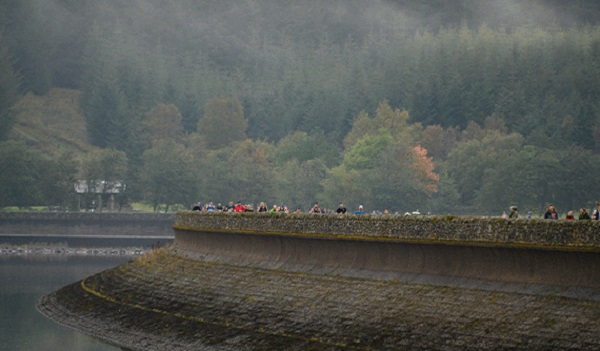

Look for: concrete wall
[174,212,600,289]
[0,212,175,237]
[175,211,600,248]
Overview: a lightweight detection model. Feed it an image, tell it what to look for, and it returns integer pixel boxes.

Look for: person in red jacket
[233,201,245,212]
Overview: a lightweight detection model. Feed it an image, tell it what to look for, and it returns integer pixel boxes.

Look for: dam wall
[36,212,600,350]
[0,212,175,237]
[173,212,600,289]
[174,211,600,248]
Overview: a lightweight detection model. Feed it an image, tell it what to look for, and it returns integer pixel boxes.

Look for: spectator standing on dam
[544,204,558,219]
[233,201,245,212]
[565,210,575,220]
[593,202,600,220]
[308,203,323,214]
[257,202,269,212]
[226,201,235,212]
[355,205,366,215]
[336,203,347,214]
[192,202,202,211]
[579,208,591,220]
[508,206,519,219]
[278,203,290,213]
[206,202,215,211]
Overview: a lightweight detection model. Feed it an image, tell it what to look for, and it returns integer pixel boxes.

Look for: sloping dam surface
[38,212,600,350]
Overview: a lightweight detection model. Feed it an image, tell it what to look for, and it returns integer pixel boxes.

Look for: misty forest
[1,0,600,216]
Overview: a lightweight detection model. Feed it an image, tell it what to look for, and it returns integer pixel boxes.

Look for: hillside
[9,88,99,158]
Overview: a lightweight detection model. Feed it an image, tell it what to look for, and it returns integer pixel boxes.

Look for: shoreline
[0,244,149,257]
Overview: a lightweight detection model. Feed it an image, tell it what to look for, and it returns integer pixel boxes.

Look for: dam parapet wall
[173,211,600,289]
[174,211,600,250]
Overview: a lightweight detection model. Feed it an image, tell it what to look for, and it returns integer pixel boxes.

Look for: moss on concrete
[38,247,600,350]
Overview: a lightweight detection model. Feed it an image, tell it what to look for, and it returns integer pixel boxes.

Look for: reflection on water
[0,255,130,351]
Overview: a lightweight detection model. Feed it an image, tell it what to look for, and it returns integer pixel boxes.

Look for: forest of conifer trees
[1,0,600,216]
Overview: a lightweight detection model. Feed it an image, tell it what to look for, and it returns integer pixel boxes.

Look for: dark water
[0,235,172,351]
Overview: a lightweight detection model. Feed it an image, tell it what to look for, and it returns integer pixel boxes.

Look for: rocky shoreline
[38,247,600,350]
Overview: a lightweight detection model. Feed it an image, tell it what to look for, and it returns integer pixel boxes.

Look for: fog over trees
[1,0,600,215]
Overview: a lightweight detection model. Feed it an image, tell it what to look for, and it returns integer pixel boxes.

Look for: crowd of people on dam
[191,201,372,215]
[500,202,600,220]
[192,199,600,220]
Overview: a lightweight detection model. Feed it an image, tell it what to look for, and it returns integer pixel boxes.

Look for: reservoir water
[0,234,173,351]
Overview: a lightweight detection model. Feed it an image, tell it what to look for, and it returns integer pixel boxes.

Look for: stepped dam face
[38,212,600,350]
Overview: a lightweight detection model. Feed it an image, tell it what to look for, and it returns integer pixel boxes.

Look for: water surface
[1,255,131,351]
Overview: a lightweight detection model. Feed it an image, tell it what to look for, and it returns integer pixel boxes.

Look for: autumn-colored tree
[412,145,440,193]
[197,96,247,149]
[375,141,439,211]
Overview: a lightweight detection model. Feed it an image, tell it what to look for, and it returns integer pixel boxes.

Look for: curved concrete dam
[38,212,600,350]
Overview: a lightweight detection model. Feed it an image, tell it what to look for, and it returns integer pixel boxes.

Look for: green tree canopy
[82,149,128,183]
[446,131,525,207]
[139,140,197,212]
[322,128,439,212]
[226,139,275,205]
[275,158,328,211]
[0,141,57,207]
[272,130,339,168]
[41,152,78,210]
